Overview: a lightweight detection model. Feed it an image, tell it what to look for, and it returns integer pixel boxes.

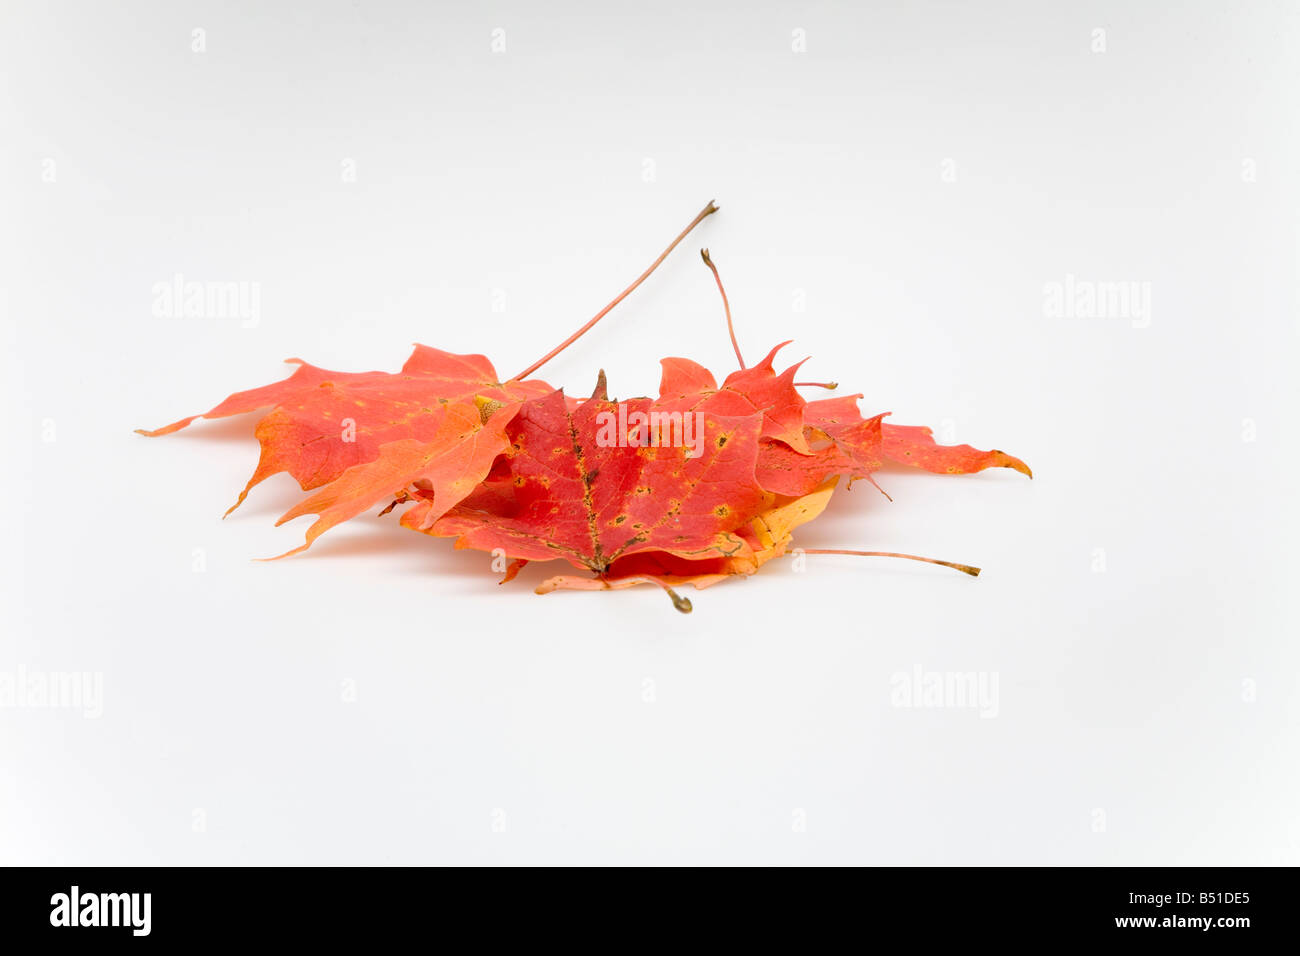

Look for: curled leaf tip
[1002,456,1033,479]
[222,489,250,519]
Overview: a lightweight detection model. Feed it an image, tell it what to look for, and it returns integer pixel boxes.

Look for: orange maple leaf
[137,346,551,515]
[138,200,1030,611]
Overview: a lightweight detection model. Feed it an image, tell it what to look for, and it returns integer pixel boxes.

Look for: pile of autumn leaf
[140,208,1030,612]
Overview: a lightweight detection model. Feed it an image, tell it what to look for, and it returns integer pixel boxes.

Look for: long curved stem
[700,248,745,369]
[510,200,719,382]
[800,548,981,577]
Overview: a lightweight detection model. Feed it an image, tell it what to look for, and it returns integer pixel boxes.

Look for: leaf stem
[510,200,720,382]
[799,548,981,577]
[663,584,693,614]
[605,575,693,612]
[700,248,745,369]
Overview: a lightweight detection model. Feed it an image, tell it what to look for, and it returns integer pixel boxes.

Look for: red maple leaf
[402,383,772,573]
[138,201,1030,611]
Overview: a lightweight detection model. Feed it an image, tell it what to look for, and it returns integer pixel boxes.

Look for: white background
[2,1,1296,865]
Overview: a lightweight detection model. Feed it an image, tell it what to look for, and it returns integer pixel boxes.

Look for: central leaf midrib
[566,405,606,572]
